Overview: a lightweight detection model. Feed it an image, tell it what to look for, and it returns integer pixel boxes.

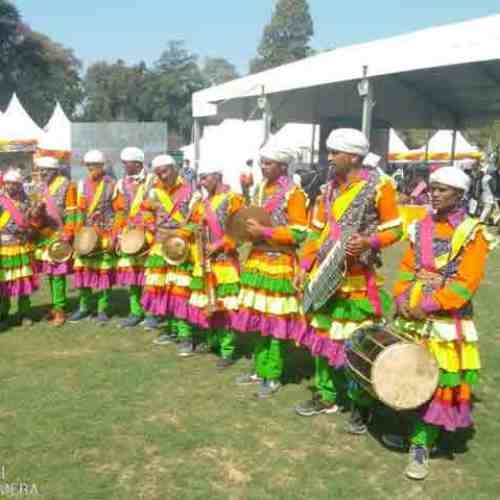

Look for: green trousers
[314,356,347,403]
[207,328,236,359]
[165,317,192,340]
[0,295,31,318]
[410,420,440,447]
[255,336,285,381]
[48,276,67,312]
[129,285,144,317]
[79,287,111,314]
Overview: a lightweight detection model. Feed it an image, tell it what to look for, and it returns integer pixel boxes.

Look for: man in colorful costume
[33,156,78,326]
[0,168,39,330]
[293,128,402,421]
[113,147,153,327]
[233,144,309,397]
[69,150,117,324]
[386,166,493,480]
[140,155,196,355]
[188,162,245,368]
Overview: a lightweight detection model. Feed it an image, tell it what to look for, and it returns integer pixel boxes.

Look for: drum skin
[226,207,272,243]
[48,240,73,263]
[120,228,146,255]
[346,325,439,411]
[74,227,98,256]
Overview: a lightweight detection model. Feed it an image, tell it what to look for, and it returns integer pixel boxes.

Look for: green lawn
[0,245,499,499]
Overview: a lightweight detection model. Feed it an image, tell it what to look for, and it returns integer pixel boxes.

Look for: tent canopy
[193,14,500,130]
[38,102,72,153]
[0,94,44,143]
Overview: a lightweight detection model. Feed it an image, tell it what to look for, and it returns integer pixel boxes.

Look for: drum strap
[155,185,190,224]
[44,176,66,227]
[0,195,27,228]
[203,193,227,245]
[87,179,105,216]
[0,210,10,231]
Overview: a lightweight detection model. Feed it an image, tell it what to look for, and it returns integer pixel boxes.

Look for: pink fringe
[420,399,473,432]
[231,309,306,340]
[291,326,347,369]
[115,269,145,287]
[185,305,235,330]
[0,277,39,297]
[141,291,190,319]
[72,269,115,290]
[36,260,72,276]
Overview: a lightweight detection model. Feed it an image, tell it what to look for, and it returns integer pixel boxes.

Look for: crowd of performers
[0,129,495,480]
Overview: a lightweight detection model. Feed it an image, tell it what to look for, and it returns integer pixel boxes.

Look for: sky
[14,0,500,74]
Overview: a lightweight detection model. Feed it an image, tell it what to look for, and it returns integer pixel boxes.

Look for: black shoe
[216,357,236,369]
[69,309,91,323]
[346,406,371,435]
[295,397,339,417]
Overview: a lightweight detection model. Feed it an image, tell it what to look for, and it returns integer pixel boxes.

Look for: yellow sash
[129,183,146,217]
[49,176,66,196]
[332,181,366,221]
[155,188,184,223]
[88,180,105,216]
[0,210,11,230]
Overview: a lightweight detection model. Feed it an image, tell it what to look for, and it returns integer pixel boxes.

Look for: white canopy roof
[272,123,320,153]
[0,94,44,142]
[38,102,72,152]
[389,129,409,154]
[424,130,478,155]
[193,14,500,129]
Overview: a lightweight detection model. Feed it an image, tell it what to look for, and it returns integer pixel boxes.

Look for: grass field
[0,244,499,500]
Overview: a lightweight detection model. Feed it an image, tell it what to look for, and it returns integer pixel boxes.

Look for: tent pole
[310,122,316,168]
[194,118,201,174]
[451,128,457,163]
[258,86,271,144]
[359,66,375,140]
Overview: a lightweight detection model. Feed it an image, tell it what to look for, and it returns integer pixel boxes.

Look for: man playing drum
[69,150,117,324]
[113,147,153,328]
[140,155,196,355]
[187,162,245,368]
[293,129,402,425]
[233,143,309,398]
[0,168,40,331]
[385,166,494,480]
[33,156,78,327]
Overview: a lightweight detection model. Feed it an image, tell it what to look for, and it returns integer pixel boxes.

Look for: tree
[202,57,239,86]
[0,0,82,123]
[250,0,314,73]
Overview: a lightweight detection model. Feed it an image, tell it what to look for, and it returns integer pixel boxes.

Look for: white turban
[84,149,106,164]
[197,161,223,176]
[120,147,144,163]
[3,168,23,183]
[429,166,471,192]
[152,154,176,170]
[35,156,59,169]
[259,144,296,165]
[326,128,369,156]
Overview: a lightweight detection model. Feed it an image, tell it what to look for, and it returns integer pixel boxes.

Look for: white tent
[271,123,320,163]
[193,14,500,131]
[37,102,72,158]
[0,94,44,151]
[388,129,410,161]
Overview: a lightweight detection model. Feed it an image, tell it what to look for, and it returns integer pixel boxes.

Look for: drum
[48,240,73,263]
[346,324,439,410]
[73,227,99,256]
[119,228,147,256]
[158,230,189,265]
[226,207,272,243]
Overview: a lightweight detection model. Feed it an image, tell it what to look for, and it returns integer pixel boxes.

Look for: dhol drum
[73,227,99,256]
[119,227,148,256]
[157,229,190,266]
[346,324,439,411]
[48,240,73,263]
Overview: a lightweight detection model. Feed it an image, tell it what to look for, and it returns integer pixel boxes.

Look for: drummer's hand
[206,243,219,256]
[408,305,426,321]
[293,269,307,297]
[246,218,266,239]
[346,233,370,257]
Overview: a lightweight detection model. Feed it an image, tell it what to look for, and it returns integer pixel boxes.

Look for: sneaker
[194,343,211,354]
[216,357,236,369]
[235,373,263,386]
[295,397,339,417]
[152,333,177,345]
[120,315,143,328]
[346,406,370,435]
[69,309,91,323]
[20,317,34,327]
[96,312,110,324]
[405,445,430,480]
[257,379,282,398]
[177,341,196,357]
[141,316,161,331]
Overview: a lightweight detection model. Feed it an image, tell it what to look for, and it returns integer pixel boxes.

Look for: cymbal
[226,206,272,243]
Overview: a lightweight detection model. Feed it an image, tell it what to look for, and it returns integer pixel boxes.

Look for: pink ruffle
[115,269,145,287]
[185,305,234,330]
[72,270,115,290]
[231,309,306,340]
[420,399,473,432]
[0,277,39,297]
[291,326,347,369]
[36,260,72,276]
[141,291,190,318]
